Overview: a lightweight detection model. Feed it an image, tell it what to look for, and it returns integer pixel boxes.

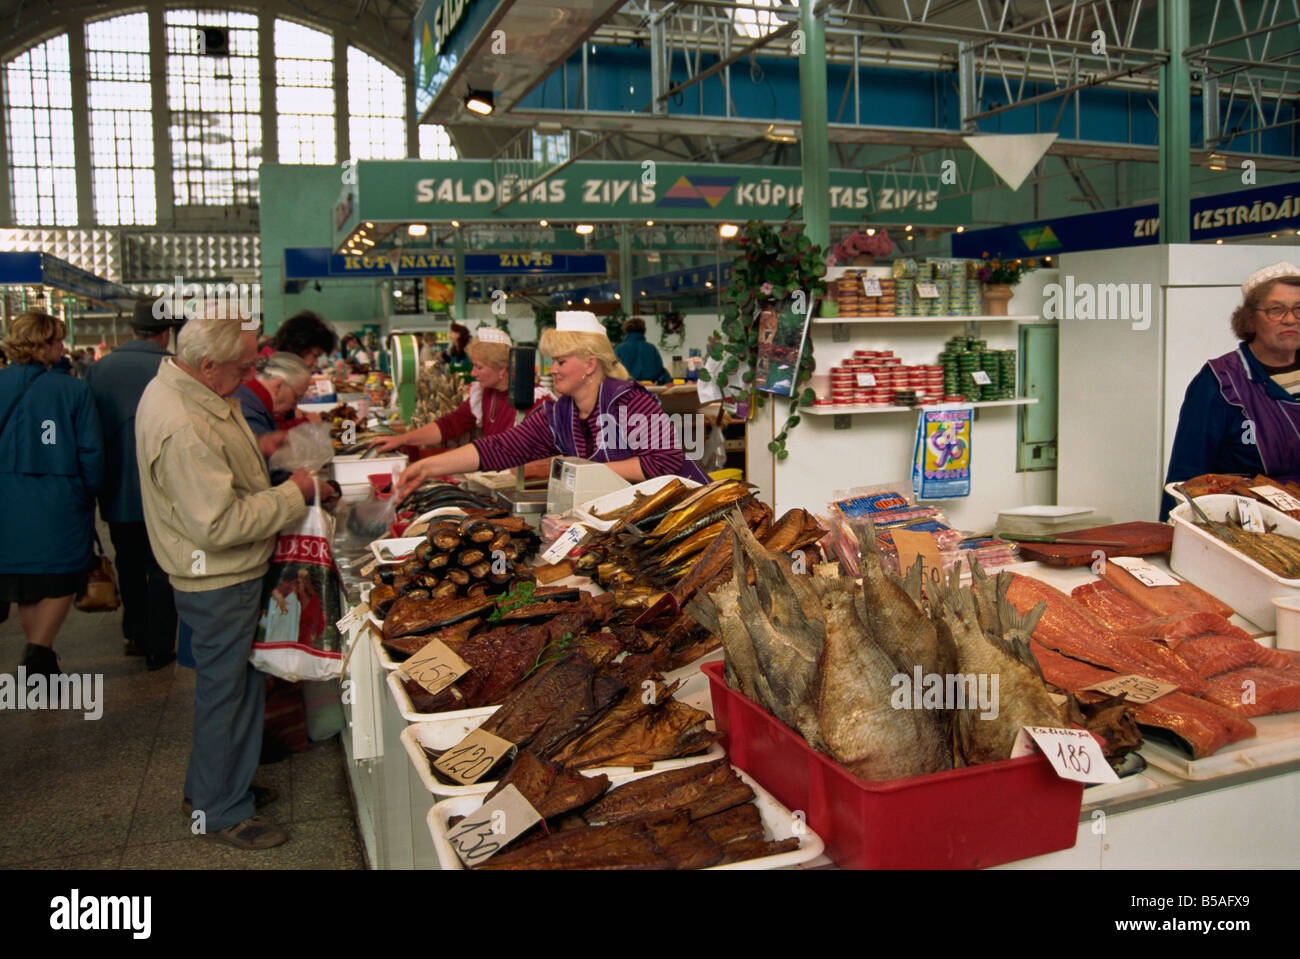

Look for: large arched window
[348,46,405,160]
[165,9,261,205]
[276,19,334,164]
[87,13,155,226]
[4,34,76,225]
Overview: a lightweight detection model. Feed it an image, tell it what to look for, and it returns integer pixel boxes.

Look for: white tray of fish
[574,475,702,533]
[386,670,498,725]
[1140,711,1300,781]
[401,723,724,799]
[425,765,824,870]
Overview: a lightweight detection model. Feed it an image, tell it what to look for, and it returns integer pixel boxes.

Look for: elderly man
[136,315,315,850]
[85,299,183,670]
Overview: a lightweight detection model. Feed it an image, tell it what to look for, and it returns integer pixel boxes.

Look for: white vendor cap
[1243,261,1300,299]
[474,326,512,345]
[555,310,606,335]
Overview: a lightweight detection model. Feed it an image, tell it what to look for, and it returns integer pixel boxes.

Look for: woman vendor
[370,327,548,453]
[396,312,709,498]
[1163,261,1300,518]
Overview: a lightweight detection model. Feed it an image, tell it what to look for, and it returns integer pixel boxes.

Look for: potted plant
[703,218,827,460]
[828,227,895,267]
[976,255,1038,315]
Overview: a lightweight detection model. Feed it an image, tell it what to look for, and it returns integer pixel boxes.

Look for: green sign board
[334,160,971,250]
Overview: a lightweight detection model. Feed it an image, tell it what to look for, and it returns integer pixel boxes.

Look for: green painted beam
[1159,0,1191,243]
[619,223,633,306]
[453,230,467,319]
[798,0,830,250]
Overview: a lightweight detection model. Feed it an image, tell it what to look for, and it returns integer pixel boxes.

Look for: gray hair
[176,316,247,367]
[254,351,311,389]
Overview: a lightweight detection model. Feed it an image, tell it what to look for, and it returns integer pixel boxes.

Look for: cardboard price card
[1235,496,1266,532]
[891,529,943,582]
[446,785,542,868]
[433,727,516,786]
[1011,726,1119,784]
[1081,674,1179,705]
[971,370,992,386]
[916,282,940,298]
[1251,485,1300,513]
[401,638,471,696]
[1110,556,1180,588]
[542,523,589,565]
[856,371,877,388]
[335,601,371,635]
[861,277,882,296]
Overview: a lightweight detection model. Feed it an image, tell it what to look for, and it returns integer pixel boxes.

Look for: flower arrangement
[659,309,685,350]
[827,227,895,267]
[977,255,1038,286]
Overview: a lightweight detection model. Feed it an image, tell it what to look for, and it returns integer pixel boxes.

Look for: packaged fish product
[957,536,1021,570]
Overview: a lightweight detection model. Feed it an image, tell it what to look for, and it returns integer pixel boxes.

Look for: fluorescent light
[361,238,375,246]
[407,224,427,237]
[451,220,460,228]
[539,219,548,227]
[465,90,494,116]
[719,224,739,238]
[764,124,798,143]
[583,297,591,304]
[576,223,594,235]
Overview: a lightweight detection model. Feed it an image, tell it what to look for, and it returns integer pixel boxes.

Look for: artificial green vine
[699,217,827,460]
[531,304,556,343]
[601,307,627,346]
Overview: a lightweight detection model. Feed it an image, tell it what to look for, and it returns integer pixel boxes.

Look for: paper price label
[446,785,542,868]
[1110,555,1180,588]
[359,559,378,577]
[856,371,877,388]
[916,282,939,298]
[434,727,516,786]
[542,523,589,564]
[891,529,942,582]
[1011,726,1119,784]
[1251,485,1300,512]
[971,370,992,386]
[861,277,882,296]
[1236,496,1266,532]
[335,601,370,635]
[1081,674,1178,705]
[401,638,471,696]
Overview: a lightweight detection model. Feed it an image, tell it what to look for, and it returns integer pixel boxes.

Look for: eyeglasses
[1259,304,1300,322]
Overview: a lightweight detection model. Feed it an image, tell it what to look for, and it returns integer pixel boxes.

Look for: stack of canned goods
[817,350,946,407]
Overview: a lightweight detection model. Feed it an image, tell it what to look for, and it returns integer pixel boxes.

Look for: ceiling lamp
[583,297,591,304]
[364,222,374,229]
[576,223,594,235]
[645,219,654,227]
[955,225,965,233]
[539,219,549,227]
[465,89,494,116]
[718,223,739,238]
[764,124,797,143]
[408,224,428,237]
[451,220,460,228]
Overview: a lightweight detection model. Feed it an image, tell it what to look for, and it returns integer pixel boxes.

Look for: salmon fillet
[1099,565,1235,619]
[1201,667,1300,717]
[1168,634,1293,678]
[1118,611,1255,647]
[1130,691,1257,758]
[1071,581,1154,631]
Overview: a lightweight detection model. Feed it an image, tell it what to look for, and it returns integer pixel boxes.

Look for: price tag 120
[401,638,471,696]
[861,277,882,296]
[445,784,542,868]
[1010,726,1119,784]
[1110,555,1180,588]
[1236,496,1266,532]
[433,727,516,786]
[1251,485,1300,512]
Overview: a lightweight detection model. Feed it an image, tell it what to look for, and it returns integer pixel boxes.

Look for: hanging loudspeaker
[508,347,536,410]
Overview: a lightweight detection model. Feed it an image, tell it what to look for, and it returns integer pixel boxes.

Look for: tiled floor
[0,573,365,870]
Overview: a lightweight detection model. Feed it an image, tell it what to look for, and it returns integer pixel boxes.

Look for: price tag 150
[1110,555,1180,588]
[1251,485,1300,513]
[1236,496,1266,532]
[433,727,516,786]
[445,784,542,868]
[861,277,882,296]
[1011,726,1119,784]
[401,638,471,696]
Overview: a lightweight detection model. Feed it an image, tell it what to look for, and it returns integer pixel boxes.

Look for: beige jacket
[136,358,306,592]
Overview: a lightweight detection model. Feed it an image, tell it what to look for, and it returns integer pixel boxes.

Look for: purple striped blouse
[473,387,696,479]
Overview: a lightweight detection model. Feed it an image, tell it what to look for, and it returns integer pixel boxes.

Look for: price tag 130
[335,601,370,635]
[856,371,877,388]
[1110,555,1180,588]
[1236,496,1266,532]
[1251,485,1300,513]
[916,282,940,298]
[446,784,542,868]
[1011,726,1119,784]
[401,638,471,696]
[434,727,516,786]
[861,277,882,296]
[542,523,589,565]
[1080,674,1179,705]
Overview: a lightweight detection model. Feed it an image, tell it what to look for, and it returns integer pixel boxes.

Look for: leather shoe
[124,639,145,657]
[203,816,287,850]
[183,785,277,816]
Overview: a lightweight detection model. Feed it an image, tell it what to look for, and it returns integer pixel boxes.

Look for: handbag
[75,532,121,612]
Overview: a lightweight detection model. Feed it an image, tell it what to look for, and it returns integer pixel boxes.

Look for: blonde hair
[254,351,311,389]
[466,340,510,368]
[176,315,247,367]
[2,311,67,366]
[539,329,630,381]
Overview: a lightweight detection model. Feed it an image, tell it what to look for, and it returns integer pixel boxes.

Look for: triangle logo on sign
[962,133,1058,191]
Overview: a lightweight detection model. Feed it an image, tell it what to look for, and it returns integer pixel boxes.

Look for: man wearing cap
[85,298,183,669]
[370,325,550,454]
[1163,261,1300,519]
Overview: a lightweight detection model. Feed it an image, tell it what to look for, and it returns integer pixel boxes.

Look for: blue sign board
[0,251,136,305]
[953,180,1300,258]
[284,247,608,279]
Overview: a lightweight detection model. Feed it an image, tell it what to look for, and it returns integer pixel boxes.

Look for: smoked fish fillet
[1168,634,1293,678]
[1071,581,1154,631]
[1099,565,1234,619]
[1118,611,1254,647]
[1201,667,1300,717]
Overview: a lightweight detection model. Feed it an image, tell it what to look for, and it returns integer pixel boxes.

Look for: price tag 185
[445,784,542,868]
[1011,726,1119,784]
[861,277,882,296]
[856,371,877,388]
[916,282,940,298]
[1251,485,1300,513]
[401,638,471,696]
[1236,496,1266,532]
[1110,555,1180,588]
[433,727,516,786]
[1080,674,1179,705]
[542,523,589,565]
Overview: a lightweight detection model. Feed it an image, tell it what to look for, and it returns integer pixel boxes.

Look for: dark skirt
[0,570,90,605]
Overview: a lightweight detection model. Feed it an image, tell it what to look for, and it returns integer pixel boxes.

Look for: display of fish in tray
[394,480,499,515]
[1176,473,1300,521]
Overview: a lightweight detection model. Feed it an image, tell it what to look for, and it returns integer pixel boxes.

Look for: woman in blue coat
[0,312,104,676]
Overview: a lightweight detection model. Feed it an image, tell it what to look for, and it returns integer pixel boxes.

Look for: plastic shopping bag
[251,485,348,682]
[268,420,335,472]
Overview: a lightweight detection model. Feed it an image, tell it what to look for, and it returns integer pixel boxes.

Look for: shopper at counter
[0,312,104,677]
[1163,261,1300,519]
[84,298,182,669]
[234,352,311,443]
[264,310,338,368]
[136,315,315,850]
[615,316,672,385]
[396,311,708,498]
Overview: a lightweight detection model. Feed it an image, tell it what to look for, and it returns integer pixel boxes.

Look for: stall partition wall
[1056,244,1287,522]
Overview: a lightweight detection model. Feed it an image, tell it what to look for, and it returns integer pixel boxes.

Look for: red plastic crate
[702,661,1083,869]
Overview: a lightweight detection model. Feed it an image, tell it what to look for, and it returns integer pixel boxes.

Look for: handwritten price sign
[433,727,515,785]
[445,784,541,867]
[1110,556,1179,588]
[401,638,470,696]
[1252,485,1300,512]
[1082,674,1178,705]
[1012,726,1119,784]
[861,277,882,296]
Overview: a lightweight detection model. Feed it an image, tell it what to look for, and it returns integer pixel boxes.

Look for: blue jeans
[173,578,265,833]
